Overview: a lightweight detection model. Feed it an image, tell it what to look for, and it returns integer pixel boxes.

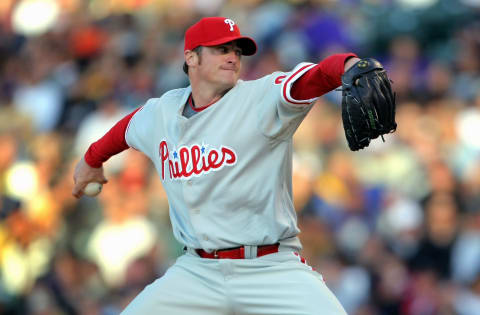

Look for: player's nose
[226,51,240,64]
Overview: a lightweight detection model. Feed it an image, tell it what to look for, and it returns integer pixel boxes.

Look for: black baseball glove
[340,58,397,151]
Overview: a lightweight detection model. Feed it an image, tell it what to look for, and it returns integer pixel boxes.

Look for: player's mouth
[220,66,238,72]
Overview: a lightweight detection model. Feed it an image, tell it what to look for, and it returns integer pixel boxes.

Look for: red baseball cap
[184,17,257,56]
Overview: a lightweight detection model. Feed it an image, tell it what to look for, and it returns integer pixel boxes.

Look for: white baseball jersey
[125,62,319,252]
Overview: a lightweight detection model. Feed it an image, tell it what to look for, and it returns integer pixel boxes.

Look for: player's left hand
[340,58,397,151]
[72,158,108,198]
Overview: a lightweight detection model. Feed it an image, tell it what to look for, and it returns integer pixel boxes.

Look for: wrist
[344,57,361,72]
[84,149,103,168]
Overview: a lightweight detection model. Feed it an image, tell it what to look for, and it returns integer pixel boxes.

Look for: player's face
[197,42,242,88]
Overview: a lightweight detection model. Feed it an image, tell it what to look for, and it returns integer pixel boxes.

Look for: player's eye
[234,49,242,56]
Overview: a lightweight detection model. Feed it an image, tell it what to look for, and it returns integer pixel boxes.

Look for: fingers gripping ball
[341,58,397,151]
[84,182,103,197]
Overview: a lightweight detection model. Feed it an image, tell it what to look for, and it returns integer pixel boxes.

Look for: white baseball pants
[121,250,347,315]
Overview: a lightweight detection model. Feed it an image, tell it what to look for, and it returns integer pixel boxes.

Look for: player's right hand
[72,158,108,198]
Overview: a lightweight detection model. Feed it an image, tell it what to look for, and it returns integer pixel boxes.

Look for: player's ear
[185,50,198,67]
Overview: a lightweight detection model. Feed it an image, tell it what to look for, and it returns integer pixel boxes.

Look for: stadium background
[0,0,479,314]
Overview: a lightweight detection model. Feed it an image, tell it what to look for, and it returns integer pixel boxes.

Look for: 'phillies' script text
[159,140,237,180]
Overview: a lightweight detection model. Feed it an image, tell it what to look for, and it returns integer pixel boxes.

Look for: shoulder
[161,87,188,100]
[235,72,288,90]
[238,63,315,88]
[142,87,189,109]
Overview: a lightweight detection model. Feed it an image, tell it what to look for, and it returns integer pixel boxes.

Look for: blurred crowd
[0,0,480,314]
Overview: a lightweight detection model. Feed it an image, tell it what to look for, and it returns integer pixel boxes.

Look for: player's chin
[219,70,239,85]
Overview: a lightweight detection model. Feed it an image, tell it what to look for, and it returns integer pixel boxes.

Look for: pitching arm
[72,107,142,198]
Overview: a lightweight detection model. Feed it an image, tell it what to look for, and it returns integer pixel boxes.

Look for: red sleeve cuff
[84,145,104,168]
[290,53,357,100]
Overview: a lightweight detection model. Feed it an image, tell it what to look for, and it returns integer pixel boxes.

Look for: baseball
[84,182,102,197]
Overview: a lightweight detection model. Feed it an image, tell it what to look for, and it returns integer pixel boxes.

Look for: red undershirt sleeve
[290,53,357,100]
[84,107,142,168]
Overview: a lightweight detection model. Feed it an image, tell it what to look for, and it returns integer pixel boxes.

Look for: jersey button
[203,235,209,241]
[187,180,193,186]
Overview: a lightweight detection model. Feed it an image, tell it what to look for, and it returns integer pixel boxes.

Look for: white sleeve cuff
[125,105,145,150]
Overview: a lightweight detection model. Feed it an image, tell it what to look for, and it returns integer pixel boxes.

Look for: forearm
[84,107,141,167]
[291,53,357,100]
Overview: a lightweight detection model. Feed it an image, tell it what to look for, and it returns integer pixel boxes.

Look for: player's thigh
[120,256,228,315]
[235,256,347,315]
[284,268,347,315]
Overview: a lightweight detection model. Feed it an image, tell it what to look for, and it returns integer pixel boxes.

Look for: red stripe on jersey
[282,64,314,105]
[293,252,317,271]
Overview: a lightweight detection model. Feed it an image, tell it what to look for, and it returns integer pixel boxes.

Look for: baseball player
[72,17,362,315]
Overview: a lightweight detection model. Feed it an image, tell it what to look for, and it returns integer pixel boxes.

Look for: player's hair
[183,46,203,75]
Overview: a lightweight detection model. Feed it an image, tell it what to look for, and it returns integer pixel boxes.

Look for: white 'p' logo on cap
[224,19,235,31]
